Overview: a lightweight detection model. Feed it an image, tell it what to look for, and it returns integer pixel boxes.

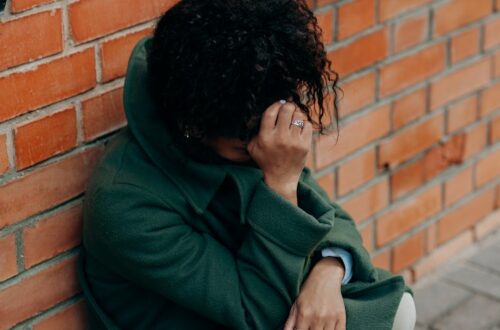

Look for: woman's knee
[391,292,416,330]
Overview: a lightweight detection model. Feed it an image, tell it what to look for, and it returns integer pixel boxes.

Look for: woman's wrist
[312,257,345,283]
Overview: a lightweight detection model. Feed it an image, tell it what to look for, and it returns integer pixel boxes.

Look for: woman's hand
[284,257,347,330]
[246,100,313,204]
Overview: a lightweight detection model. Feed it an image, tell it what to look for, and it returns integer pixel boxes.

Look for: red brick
[392,230,425,273]
[14,107,77,170]
[391,159,424,201]
[23,204,83,269]
[437,188,495,245]
[434,0,492,36]
[361,223,374,253]
[480,81,500,117]
[337,0,375,40]
[328,28,388,77]
[0,10,62,71]
[495,51,500,78]
[316,172,335,200]
[392,88,427,129]
[379,113,444,168]
[485,17,500,50]
[0,234,17,282]
[316,0,336,7]
[0,49,96,122]
[69,0,177,43]
[447,95,478,133]
[0,147,103,229]
[475,149,500,188]
[379,0,432,21]
[380,43,445,97]
[451,27,480,64]
[414,230,473,280]
[430,58,490,110]
[101,28,154,83]
[426,223,437,253]
[0,134,9,175]
[338,148,376,196]
[372,249,390,270]
[339,72,376,117]
[33,299,87,330]
[82,88,126,141]
[394,13,428,53]
[462,123,487,160]
[315,104,390,168]
[342,179,389,224]
[445,167,473,207]
[316,9,334,44]
[0,257,80,330]
[376,184,441,246]
[11,0,54,12]
[491,114,500,144]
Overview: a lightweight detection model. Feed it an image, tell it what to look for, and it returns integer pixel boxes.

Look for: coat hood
[123,36,264,222]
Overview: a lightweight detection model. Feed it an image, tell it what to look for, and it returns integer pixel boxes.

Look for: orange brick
[0,49,96,122]
[338,148,376,196]
[337,0,375,40]
[69,0,177,43]
[14,108,77,170]
[372,249,390,270]
[339,72,376,117]
[392,88,427,129]
[394,13,428,53]
[11,0,54,12]
[101,28,154,83]
[23,204,83,269]
[379,0,432,21]
[391,159,424,201]
[445,167,473,207]
[328,28,388,77]
[82,88,126,141]
[430,58,490,110]
[342,179,389,224]
[316,0,336,7]
[485,17,500,50]
[0,10,62,71]
[359,223,373,253]
[475,149,500,188]
[462,123,487,160]
[474,209,500,239]
[392,230,425,273]
[316,171,335,200]
[33,299,88,330]
[379,113,444,168]
[447,95,477,133]
[0,134,9,175]
[480,81,500,117]
[0,257,80,330]
[414,230,473,280]
[436,188,495,245]
[316,9,334,44]
[425,223,437,253]
[380,43,445,97]
[491,114,500,144]
[451,27,480,64]
[495,50,500,78]
[434,0,492,36]
[0,147,103,229]
[0,234,17,282]
[376,184,441,246]
[315,104,390,168]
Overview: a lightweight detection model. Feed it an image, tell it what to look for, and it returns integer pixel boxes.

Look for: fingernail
[279,99,286,104]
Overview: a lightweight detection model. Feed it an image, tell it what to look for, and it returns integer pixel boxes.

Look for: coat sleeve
[298,167,377,283]
[83,181,337,330]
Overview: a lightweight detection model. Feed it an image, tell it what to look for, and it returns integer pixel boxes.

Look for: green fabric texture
[77,36,414,330]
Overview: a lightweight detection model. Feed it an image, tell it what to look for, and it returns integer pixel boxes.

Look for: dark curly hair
[147,0,340,143]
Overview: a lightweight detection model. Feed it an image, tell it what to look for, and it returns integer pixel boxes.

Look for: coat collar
[123,36,264,224]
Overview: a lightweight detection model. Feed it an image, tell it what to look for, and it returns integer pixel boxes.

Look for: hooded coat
[77,36,414,330]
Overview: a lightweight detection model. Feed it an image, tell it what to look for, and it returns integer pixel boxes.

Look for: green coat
[77,36,414,330]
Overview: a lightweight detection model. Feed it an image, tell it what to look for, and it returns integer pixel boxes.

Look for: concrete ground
[412,228,500,330]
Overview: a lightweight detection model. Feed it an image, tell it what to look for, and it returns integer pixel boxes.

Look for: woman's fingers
[283,301,298,330]
[259,101,284,133]
[276,102,297,134]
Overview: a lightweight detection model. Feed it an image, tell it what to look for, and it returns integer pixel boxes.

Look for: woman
[77,0,416,329]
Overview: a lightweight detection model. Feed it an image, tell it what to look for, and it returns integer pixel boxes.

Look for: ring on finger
[290,119,305,128]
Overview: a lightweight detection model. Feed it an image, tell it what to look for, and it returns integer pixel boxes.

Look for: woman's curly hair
[148,0,340,142]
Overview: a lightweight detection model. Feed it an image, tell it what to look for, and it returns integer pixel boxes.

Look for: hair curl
[148,0,340,142]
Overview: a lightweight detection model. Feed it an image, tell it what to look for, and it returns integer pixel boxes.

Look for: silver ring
[291,119,305,128]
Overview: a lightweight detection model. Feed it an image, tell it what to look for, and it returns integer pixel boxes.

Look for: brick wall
[0,0,498,328]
